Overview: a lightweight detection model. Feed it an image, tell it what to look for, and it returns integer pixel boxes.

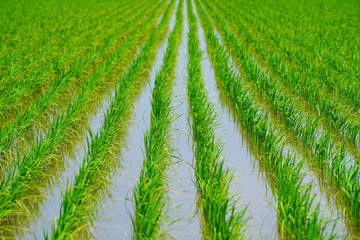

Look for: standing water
[90,5,178,239]
[167,0,201,239]
[192,1,278,238]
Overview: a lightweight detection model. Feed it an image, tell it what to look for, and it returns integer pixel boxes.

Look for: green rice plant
[187,1,248,239]
[43,1,177,239]
[0,0,144,123]
[132,1,183,239]
[0,0,159,160]
[201,0,360,229]
[207,0,360,147]
[194,0,336,238]
[226,0,360,112]
[0,1,168,232]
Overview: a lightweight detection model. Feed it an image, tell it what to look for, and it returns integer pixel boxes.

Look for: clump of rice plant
[132,0,184,239]
[187,1,248,239]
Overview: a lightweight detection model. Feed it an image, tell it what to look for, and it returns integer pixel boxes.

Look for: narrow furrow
[87,2,180,238]
[167,1,201,237]
[43,1,177,238]
[192,2,278,238]
[194,0,337,238]
[187,1,248,238]
[86,5,178,238]
[0,1,167,236]
[132,1,183,238]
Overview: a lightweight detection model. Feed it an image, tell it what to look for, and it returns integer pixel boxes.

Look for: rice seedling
[0,0,115,58]
[132,1,183,239]
[43,1,177,238]
[0,0,168,232]
[193,0,337,238]
[187,1,248,239]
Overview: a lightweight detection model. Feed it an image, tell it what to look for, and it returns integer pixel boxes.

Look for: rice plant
[0,0,159,158]
[0,0,143,122]
[0,0,356,238]
[132,0,184,239]
[187,1,248,238]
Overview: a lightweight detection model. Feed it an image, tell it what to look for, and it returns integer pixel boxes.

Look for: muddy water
[166,1,201,239]
[89,5,179,239]
[192,1,278,239]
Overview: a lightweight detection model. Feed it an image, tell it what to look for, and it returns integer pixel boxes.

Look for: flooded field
[0,0,359,239]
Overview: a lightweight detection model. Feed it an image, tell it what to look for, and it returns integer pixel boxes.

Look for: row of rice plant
[0,0,141,123]
[193,0,337,238]
[0,0,168,234]
[228,0,360,112]
[0,0,157,157]
[201,0,360,230]
[132,0,184,239]
[187,1,248,238]
[43,1,177,239]
[207,0,360,147]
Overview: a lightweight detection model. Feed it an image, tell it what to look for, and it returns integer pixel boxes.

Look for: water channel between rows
[192,1,278,238]
[90,4,178,239]
[166,0,201,238]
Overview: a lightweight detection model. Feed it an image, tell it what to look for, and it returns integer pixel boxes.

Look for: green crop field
[0,0,359,239]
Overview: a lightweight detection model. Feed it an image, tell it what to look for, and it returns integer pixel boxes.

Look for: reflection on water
[167,0,201,238]
[192,2,278,238]
[194,1,359,238]
[90,4,178,239]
